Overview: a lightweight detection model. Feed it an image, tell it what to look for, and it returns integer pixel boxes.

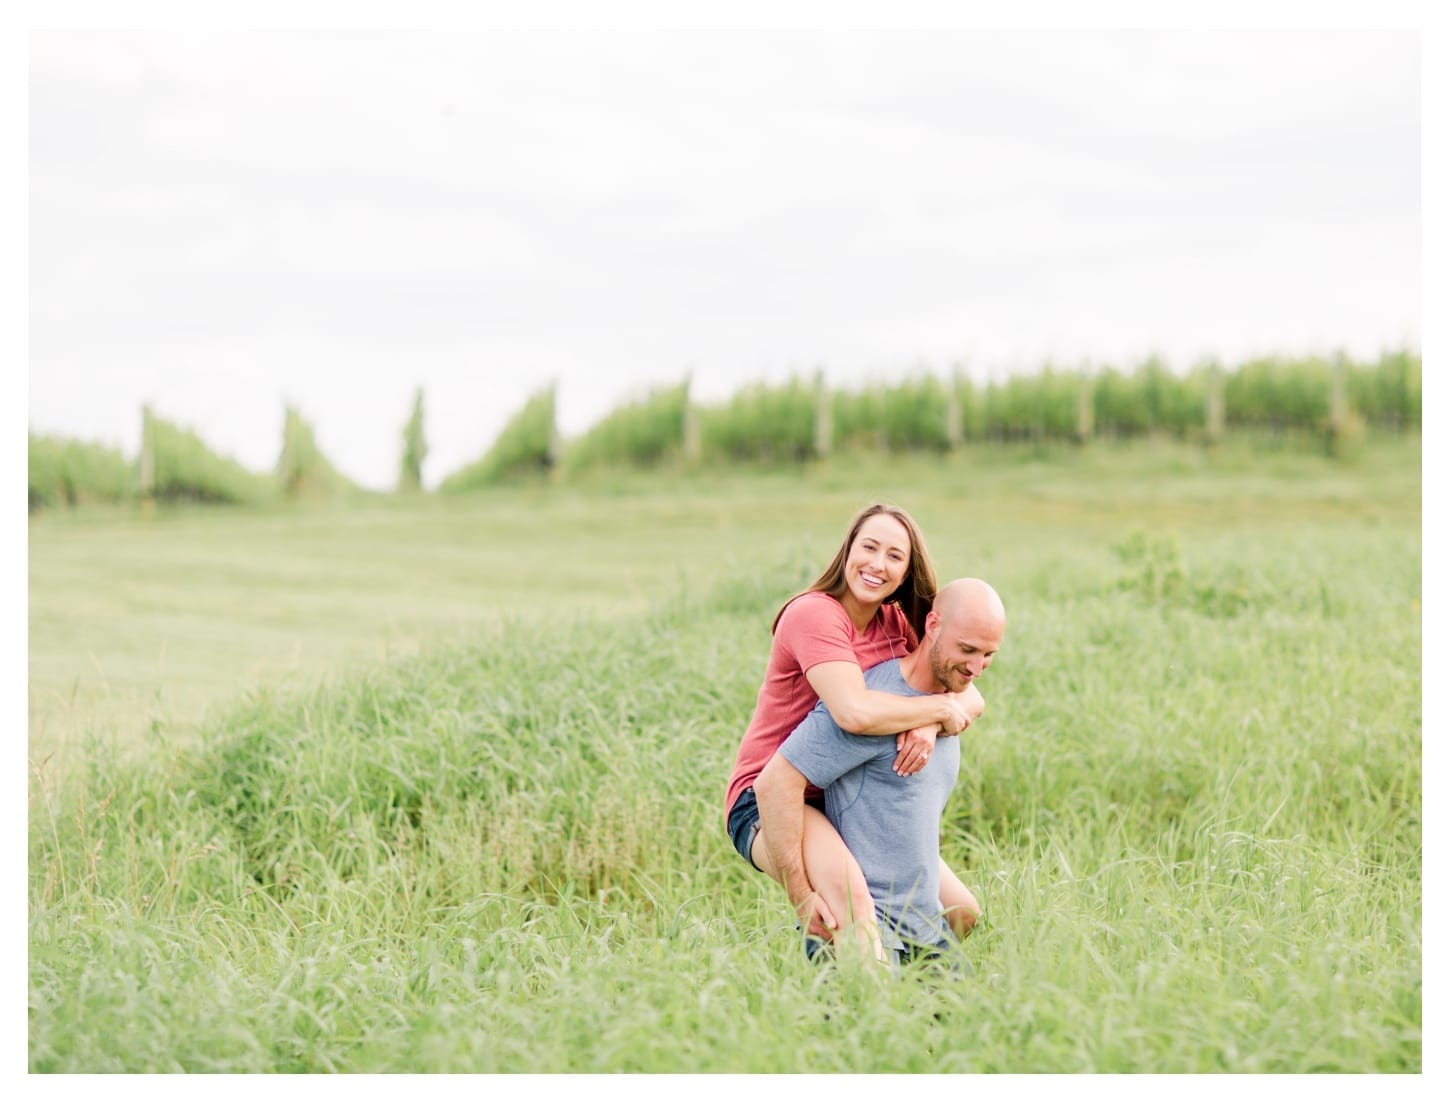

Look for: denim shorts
[727,786,764,869]
[728,786,826,871]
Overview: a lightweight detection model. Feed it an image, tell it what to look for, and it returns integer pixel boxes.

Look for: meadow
[27,437,1422,1073]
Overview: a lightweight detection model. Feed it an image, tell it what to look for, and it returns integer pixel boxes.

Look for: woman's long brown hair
[772,503,938,641]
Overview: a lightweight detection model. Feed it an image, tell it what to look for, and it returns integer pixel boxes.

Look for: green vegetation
[1090,358,1207,438]
[277,406,361,501]
[835,374,956,453]
[564,380,690,472]
[1348,348,1420,431]
[980,366,1082,442]
[698,374,820,462]
[28,432,135,510]
[143,407,279,506]
[398,388,427,493]
[26,349,1420,506]
[439,384,558,491]
[28,438,1421,1072]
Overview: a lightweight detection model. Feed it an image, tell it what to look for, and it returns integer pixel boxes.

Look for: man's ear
[923,610,941,639]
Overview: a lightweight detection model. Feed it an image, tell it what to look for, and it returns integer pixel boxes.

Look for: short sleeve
[778,705,882,788]
[775,594,860,674]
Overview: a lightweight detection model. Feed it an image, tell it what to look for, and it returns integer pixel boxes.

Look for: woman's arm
[893,683,986,775]
[805,661,975,735]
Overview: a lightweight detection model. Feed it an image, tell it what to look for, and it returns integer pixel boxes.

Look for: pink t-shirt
[724,591,918,820]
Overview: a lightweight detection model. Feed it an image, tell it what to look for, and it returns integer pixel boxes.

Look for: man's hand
[757,755,837,938]
[791,884,838,942]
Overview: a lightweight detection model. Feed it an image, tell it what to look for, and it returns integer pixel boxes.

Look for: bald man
[755,578,1007,964]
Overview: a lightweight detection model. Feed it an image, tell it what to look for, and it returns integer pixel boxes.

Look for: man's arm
[754,753,836,941]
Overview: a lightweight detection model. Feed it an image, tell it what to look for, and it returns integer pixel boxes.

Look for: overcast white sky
[26,14,1425,490]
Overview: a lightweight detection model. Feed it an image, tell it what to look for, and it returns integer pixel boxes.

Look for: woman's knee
[944,903,978,937]
[938,863,982,937]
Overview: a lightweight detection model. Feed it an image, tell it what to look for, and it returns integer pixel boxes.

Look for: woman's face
[843,513,913,610]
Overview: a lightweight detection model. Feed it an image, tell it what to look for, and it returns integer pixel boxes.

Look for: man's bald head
[920,578,1006,694]
[934,578,1006,631]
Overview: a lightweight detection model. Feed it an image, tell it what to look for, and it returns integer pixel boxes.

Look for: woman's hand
[938,684,985,735]
[962,682,986,724]
[893,725,939,776]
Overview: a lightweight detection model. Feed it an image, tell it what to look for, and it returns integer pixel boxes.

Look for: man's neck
[898,649,945,695]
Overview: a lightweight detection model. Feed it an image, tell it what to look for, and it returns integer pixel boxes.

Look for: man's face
[927,611,1004,693]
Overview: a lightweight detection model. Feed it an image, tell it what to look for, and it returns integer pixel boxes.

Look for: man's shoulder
[863,657,911,693]
[785,701,892,768]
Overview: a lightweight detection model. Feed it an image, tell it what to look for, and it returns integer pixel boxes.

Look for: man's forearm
[754,757,812,906]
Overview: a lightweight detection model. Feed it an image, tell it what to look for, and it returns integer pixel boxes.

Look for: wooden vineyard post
[813,368,832,459]
[1329,354,1349,435]
[546,381,563,482]
[946,369,963,451]
[1076,372,1095,445]
[1205,365,1225,446]
[682,373,701,466]
[139,404,156,514]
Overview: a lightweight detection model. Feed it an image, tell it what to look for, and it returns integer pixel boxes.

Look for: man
[754,578,1007,963]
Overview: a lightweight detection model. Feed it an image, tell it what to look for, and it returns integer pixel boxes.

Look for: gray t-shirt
[778,659,960,952]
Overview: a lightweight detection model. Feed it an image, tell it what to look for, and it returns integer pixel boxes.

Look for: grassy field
[27,437,1422,1073]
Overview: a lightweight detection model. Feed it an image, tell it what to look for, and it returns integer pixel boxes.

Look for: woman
[724,503,984,959]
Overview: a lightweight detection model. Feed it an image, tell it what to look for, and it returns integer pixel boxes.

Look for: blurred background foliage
[28,348,1419,509]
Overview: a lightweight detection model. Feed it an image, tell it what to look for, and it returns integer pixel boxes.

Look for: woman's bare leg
[752,803,886,962]
[938,859,981,938]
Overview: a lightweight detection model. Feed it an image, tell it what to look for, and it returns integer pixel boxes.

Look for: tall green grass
[28,449,1420,1072]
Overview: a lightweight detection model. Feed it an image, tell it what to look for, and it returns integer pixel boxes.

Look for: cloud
[28,28,1421,489]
